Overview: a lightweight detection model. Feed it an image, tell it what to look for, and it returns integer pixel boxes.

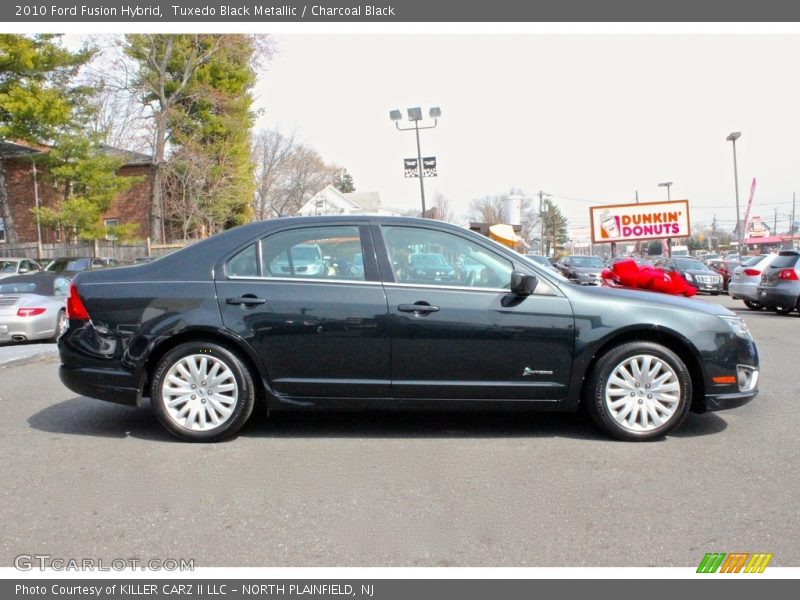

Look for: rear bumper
[59,364,140,406]
[0,313,55,342]
[756,286,799,308]
[728,281,759,300]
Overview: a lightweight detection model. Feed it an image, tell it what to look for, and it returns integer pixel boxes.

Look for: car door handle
[226,296,266,306]
[398,303,440,314]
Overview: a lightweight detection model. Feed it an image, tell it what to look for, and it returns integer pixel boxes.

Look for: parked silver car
[756,250,800,314]
[0,257,42,280]
[729,254,778,310]
[0,272,70,343]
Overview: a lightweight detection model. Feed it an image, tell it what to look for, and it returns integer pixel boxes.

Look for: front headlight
[719,315,751,339]
[684,272,694,281]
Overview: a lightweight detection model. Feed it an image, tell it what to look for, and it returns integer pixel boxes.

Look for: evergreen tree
[334,170,356,194]
[125,34,270,240]
[0,34,94,243]
[542,198,568,257]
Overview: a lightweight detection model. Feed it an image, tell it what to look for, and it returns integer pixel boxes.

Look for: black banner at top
[4,0,800,22]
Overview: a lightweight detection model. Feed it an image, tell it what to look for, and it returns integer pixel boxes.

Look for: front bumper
[704,389,758,411]
[688,279,723,293]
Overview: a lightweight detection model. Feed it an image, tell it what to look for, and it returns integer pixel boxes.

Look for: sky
[251,33,800,232]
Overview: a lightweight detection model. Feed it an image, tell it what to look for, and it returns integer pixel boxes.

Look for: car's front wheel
[774,305,793,315]
[151,342,255,442]
[585,342,692,441]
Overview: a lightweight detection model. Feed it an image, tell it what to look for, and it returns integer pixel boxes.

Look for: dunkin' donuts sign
[590,200,691,243]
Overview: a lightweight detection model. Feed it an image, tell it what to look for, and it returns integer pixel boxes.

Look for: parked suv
[756,251,800,314]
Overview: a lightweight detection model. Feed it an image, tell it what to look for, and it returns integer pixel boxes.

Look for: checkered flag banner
[404,158,418,178]
[423,156,437,177]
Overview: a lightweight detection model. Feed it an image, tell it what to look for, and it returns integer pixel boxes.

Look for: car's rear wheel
[50,309,65,342]
[774,305,793,315]
[585,342,691,441]
[743,299,764,311]
[151,342,255,442]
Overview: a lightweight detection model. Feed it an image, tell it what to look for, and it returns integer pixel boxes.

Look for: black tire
[50,309,65,342]
[584,341,692,441]
[151,341,255,442]
[743,299,764,311]
[774,305,793,315]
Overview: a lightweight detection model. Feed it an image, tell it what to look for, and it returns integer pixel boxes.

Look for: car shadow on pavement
[27,397,728,442]
[27,397,174,442]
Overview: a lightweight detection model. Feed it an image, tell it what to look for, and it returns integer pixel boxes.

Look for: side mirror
[18,267,29,274]
[510,270,538,296]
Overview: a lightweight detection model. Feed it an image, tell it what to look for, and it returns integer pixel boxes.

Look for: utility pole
[538,190,550,256]
[792,192,796,248]
[712,214,717,251]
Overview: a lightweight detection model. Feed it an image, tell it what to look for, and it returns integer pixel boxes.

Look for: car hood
[565,282,734,317]
[571,266,604,274]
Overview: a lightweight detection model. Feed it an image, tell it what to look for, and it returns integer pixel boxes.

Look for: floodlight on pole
[727,131,743,259]
[389,106,442,216]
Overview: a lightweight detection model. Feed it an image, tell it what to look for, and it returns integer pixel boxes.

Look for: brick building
[0,141,153,244]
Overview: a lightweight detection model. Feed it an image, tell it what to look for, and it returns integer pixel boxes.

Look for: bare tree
[469,195,505,224]
[252,128,297,220]
[430,191,455,222]
[251,127,341,218]
[470,189,540,242]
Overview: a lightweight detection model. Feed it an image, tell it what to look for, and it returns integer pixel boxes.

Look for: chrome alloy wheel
[604,354,681,433]
[161,354,239,432]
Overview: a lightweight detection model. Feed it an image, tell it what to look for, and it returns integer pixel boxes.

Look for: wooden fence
[0,239,189,262]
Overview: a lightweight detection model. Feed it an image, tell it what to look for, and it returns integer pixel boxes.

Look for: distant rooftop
[1,140,152,166]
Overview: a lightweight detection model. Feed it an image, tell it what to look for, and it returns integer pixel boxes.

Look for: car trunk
[0,296,21,316]
[761,254,800,287]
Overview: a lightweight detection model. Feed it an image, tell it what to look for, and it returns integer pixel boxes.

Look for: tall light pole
[727,131,742,259]
[659,181,673,257]
[390,106,440,216]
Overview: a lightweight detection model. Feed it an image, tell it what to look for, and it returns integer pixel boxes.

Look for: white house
[296,184,404,217]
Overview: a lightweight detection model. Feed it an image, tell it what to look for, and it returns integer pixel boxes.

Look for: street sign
[404,157,437,178]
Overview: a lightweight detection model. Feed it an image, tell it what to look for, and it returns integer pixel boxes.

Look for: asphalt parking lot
[0,294,798,568]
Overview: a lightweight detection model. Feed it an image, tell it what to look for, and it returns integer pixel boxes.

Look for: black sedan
[654,257,724,295]
[59,216,759,442]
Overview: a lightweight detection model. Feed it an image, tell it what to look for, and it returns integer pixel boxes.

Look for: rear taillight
[743,268,761,276]
[66,281,90,320]
[17,307,46,317]
[778,268,799,281]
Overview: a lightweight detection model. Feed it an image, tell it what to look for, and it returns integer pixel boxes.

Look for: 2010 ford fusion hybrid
[58,216,759,442]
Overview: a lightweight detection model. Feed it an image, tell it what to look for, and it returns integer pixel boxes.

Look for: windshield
[411,253,448,267]
[290,246,321,262]
[66,258,92,271]
[674,258,711,271]
[571,256,604,268]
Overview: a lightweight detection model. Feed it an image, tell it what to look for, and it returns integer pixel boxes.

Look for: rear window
[769,253,800,269]
[0,282,37,294]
